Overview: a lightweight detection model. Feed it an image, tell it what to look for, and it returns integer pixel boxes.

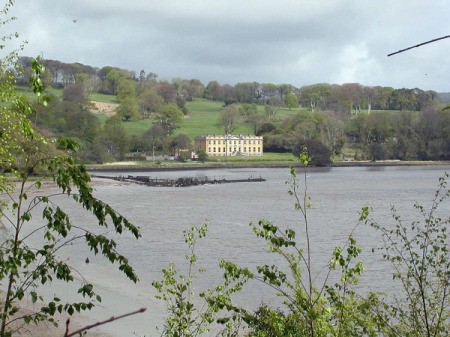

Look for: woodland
[16,56,450,166]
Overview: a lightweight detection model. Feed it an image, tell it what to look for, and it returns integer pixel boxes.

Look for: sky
[7,0,450,92]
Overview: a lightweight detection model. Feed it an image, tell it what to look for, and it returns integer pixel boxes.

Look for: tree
[218,104,240,135]
[256,122,276,136]
[0,27,140,337]
[157,104,183,136]
[299,83,332,112]
[240,103,258,117]
[76,72,98,95]
[234,82,259,103]
[157,82,177,104]
[277,83,296,101]
[170,133,192,151]
[116,96,140,122]
[142,124,165,161]
[264,96,283,117]
[195,149,208,163]
[116,78,137,102]
[105,69,125,95]
[323,115,345,155]
[204,80,222,101]
[103,116,130,160]
[285,92,299,110]
[292,139,332,166]
[169,133,192,161]
[63,106,101,144]
[138,87,165,119]
[62,82,89,105]
[368,142,388,161]
[261,83,279,103]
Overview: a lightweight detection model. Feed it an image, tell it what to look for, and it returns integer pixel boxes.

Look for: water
[6,166,450,336]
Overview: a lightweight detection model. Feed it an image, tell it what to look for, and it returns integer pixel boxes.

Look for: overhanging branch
[387,35,450,57]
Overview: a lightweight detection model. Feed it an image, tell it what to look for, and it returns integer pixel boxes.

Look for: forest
[17,56,450,165]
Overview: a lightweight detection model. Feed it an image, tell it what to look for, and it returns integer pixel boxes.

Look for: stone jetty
[92,174,266,187]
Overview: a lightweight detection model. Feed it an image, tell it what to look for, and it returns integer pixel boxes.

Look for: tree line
[260,106,450,163]
[17,56,444,115]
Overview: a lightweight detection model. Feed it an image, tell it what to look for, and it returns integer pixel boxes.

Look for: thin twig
[387,35,450,57]
[64,307,147,337]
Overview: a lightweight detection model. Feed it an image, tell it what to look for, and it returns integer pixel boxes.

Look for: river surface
[8,166,450,336]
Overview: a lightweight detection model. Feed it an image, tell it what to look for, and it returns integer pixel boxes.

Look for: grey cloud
[7,0,450,91]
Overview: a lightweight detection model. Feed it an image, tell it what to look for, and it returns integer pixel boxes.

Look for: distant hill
[438,92,450,103]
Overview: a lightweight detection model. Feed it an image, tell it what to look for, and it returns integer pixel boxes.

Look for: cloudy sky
[8,0,450,91]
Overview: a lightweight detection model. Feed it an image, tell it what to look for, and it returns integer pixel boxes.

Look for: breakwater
[92,174,265,187]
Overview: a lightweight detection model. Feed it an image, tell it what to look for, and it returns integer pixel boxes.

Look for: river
[7,165,450,336]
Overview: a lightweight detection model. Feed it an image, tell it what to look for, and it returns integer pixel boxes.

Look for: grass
[175,99,303,139]
[95,113,153,137]
[114,99,263,139]
[176,99,254,138]
[95,113,108,127]
[122,119,154,137]
[87,152,301,171]
[90,92,118,103]
[206,152,297,162]
[46,87,63,97]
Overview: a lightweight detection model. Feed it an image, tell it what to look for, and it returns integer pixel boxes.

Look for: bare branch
[64,307,147,337]
[388,35,450,57]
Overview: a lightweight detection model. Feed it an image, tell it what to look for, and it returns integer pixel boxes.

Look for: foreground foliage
[368,172,450,337]
[0,12,141,334]
[152,224,244,337]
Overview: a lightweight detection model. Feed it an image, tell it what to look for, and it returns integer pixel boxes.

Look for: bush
[292,139,332,166]
[195,149,208,163]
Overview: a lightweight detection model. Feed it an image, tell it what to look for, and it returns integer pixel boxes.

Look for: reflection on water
[11,166,450,336]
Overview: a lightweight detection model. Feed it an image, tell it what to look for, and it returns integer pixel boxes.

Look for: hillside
[19,80,450,164]
[88,94,302,139]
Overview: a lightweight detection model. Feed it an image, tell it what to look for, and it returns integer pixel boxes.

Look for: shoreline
[86,160,450,172]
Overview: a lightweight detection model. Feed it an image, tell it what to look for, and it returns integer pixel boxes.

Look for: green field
[206,152,297,162]
[123,99,305,139]
[113,99,303,139]
[90,92,118,103]
[177,99,255,138]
